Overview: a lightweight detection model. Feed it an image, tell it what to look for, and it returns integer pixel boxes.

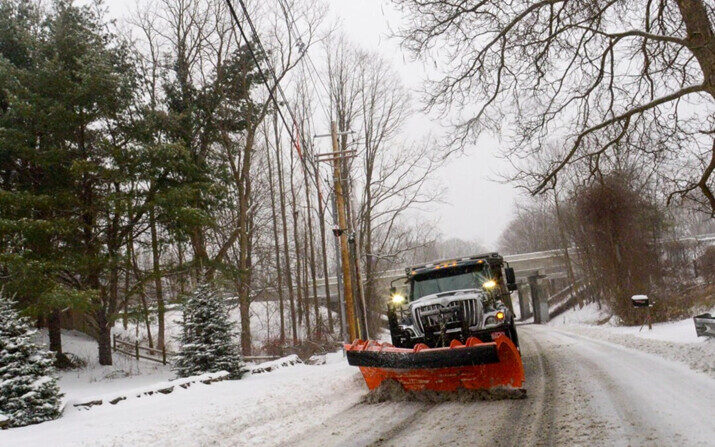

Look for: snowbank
[549,302,715,376]
[72,371,229,409]
[550,302,713,344]
[0,352,362,447]
[549,302,610,327]
[600,317,709,344]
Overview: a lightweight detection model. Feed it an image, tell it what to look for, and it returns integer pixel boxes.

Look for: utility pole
[331,193,347,341]
[316,121,359,341]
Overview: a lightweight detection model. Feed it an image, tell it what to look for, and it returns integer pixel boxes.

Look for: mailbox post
[631,294,652,330]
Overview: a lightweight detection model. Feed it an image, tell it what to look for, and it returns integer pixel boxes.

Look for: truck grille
[413,299,480,335]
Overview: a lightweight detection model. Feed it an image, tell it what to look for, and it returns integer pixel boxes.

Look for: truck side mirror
[504,267,517,291]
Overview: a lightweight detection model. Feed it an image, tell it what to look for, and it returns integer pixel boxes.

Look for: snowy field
[30,329,173,404]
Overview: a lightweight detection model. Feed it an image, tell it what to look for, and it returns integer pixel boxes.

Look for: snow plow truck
[346,252,525,392]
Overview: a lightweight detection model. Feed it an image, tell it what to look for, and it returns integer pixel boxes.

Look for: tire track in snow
[367,404,437,446]
[284,401,433,447]
[494,326,556,447]
[286,325,715,446]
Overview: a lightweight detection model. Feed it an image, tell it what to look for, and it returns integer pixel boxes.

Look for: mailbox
[631,295,650,308]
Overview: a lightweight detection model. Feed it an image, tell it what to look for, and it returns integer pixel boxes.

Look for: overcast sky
[105,0,522,247]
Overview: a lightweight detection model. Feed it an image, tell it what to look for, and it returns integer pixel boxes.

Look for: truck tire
[508,317,520,349]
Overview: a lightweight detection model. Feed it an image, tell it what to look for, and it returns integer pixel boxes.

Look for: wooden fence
[112,334,280,365]
[113,335,169,365]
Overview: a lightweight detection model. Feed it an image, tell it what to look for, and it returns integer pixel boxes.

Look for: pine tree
[174,284,245,379]
[0,292,62,427]
[0,0,140,365]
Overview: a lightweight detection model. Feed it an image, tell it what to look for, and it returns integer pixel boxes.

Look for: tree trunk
[48,309,62,354]
[290,157,309,337]
[123,250,130,330]
[237,132,255,356]
[676,0,715,99]
[190,228,210,281]
[96,310,113,366]
[138,285,154,349]
[275,116,298,345]
[266,138,286,343]
[149,207,165,349]
[293,209,307,333]
[314,165,334,334]
[302,160,322,337]
[301,229,312,338]
[129,231,153,348]
[238,278,252,355]
[553,191,579,305]
[177,242,186,295]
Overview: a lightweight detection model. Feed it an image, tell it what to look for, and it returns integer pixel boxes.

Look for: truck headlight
[496,311,505,321]
[483,280,497,289]
[391,294,405,305]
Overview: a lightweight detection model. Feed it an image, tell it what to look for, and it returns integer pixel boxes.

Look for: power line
[232,0,307,149]
[223,0,327,197]
[276,0,332,122]
[223,0,296,150]
[225,0,353,233]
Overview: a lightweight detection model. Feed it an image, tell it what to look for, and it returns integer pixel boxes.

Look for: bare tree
[394,0,715,214]
[129,0,327,354]
[325,40,444,334]
[498,199,563,255]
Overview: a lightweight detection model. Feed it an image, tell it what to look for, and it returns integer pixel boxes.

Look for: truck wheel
[508,317,520,349]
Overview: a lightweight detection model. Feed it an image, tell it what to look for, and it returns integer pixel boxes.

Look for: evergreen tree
[0,0,89,361]
[174,284,244,379]
[0,0,142,365]
[0,292,62,427]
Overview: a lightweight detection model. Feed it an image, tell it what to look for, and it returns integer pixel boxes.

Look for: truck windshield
[411,264,490,301]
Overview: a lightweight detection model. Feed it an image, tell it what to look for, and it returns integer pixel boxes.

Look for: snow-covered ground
[550,301,714,343]
[548,302,610,326]
[30,329,172,405]
[549,303,715,375]
[1,350,361,446]
[4,321,715,446]
[114,300,340,353]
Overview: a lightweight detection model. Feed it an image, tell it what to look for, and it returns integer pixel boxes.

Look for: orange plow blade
[345,335,524,392]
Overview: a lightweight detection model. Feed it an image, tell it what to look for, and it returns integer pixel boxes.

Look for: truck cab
[387,252,519,349]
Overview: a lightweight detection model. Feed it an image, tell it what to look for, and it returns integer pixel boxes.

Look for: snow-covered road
[3,325,713,446]
[284,325,715,447]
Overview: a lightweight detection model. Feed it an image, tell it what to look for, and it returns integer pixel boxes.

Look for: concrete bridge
[255,233,715,325]
[252,248,581,326]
